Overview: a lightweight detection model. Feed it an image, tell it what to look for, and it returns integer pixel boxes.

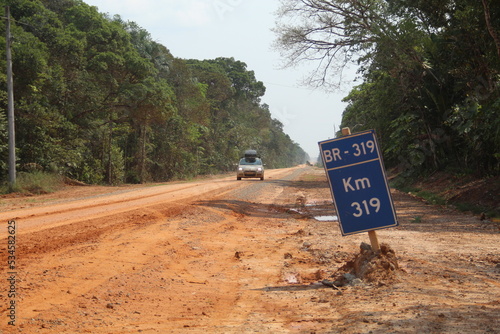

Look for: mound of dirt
[411,173,500,217]
[330,242,400,286]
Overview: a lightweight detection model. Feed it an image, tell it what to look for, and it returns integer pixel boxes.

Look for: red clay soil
[0,166,498,333]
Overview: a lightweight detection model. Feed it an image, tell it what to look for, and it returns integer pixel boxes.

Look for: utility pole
[5,6,16,188]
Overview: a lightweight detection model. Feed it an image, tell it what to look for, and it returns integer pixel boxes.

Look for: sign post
[318,128,398,251]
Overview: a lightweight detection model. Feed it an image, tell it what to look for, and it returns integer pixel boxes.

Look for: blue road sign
[318,130,398,236]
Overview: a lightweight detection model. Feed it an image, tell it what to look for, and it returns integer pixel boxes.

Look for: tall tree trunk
[106,114,113,184]
[481,0,500,59]
[139,123,147,183]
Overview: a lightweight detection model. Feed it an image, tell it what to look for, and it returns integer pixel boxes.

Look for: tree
[275,0,499,175]
[0,0,308,187]
[274,0,400,89]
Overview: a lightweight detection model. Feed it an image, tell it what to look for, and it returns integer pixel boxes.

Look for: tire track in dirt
[0,167,305,332]
[16,206,172,319]
[0,181,230,234]
[0,168,297,234]
[1,166,498,333]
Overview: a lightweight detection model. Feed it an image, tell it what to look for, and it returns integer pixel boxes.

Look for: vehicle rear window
[239,158,262,165]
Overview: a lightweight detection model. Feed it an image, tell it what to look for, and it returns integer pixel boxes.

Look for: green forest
[0,0,308,187]
[275,0,499,178]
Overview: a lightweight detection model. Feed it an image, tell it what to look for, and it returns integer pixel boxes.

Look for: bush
[1,171,65,194]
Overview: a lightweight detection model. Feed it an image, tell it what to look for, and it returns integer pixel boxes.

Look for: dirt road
[0,166,499,333]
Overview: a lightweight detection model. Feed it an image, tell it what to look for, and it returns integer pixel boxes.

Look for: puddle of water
[314,215,338,222]
[305,201,332,207]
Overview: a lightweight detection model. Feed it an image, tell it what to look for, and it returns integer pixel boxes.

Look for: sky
[84,0,357,161]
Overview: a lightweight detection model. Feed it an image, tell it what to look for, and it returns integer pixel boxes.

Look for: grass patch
[1,171,65,195]
[411,216,423,223]
[413,190,447,206]
[452,202,496,217]
[391,173,499,219]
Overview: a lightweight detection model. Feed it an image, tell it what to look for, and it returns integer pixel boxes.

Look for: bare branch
[273,0,396,89]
